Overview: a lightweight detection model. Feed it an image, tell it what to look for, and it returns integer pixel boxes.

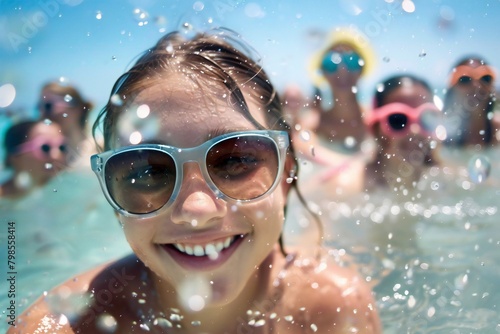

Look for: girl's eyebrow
[207,127,252,140]
[138,128,256,147]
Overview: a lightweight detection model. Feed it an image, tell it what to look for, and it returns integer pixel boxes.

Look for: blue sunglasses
[321,51,364,73]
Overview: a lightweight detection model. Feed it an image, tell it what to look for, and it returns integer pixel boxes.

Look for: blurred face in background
[10,122,68,185]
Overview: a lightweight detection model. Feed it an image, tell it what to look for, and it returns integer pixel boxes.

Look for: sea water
[287,145,500,333]
[0,168,131,332]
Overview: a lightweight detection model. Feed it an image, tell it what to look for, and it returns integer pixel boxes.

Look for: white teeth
[173,236,236,257]
[215,241,224,253]
[205,244,217,256]
[193,245,204,256]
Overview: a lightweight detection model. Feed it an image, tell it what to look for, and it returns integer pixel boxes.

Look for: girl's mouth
[160,234,246,270]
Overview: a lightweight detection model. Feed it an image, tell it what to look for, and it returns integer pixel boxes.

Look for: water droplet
[129,131,142,145]
[299,130,311,141]
[133,8,149,26]
[193,1,204,11]
[139,323,150,331]
[64,94,73,103]
[43,118,53,125]
[153,317,173,329]
[53,189,57,192]
[382,56,390,63]
[62,113,68,118]
[45,163,53,170]
[418,50,427,57]
[344,136,356,149]
[254,319,266,327]
[402,0,416,13]
[96,314,117,333]
[0,83,16,108]
[110,94,123,106]
[96,11,102,20]
[178,276,211,312]
[112,55,116,61]
[311,323,318,332]
[245,3,266,18]
[136,104,150,118]
[154,16,168,32]
[468,155,491,184]
[188,295,205,311]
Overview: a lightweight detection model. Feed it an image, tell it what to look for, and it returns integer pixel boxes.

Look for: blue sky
[1,0,500,121]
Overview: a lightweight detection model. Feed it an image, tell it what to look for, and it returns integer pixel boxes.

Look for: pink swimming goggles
[14,136,68,160]
[365,102,441,138]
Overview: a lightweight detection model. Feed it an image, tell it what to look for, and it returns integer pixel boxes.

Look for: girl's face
[452,60,494,112]
[11,123,67,183]
[39,89,82,131]
[322,44,363,90]
[114,74,289,309]
[377,83,435,154]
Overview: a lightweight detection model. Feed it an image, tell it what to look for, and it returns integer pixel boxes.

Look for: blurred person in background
[363,74,443,192]
[442,56,500,148]
[38,80,96,167]
[0,120,67,198]
[301,27,376,153]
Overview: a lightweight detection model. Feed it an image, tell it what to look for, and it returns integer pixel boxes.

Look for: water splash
[133,8,149,26]
[96,314,117,333]
[177,275,212,312]
[467,155,491,184]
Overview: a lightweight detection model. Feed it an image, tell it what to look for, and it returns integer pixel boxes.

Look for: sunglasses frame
[321,51,364,74]
[15,136,67,160]
[91,130,290,218]
[366,102,441,138]
[449,65,496,87]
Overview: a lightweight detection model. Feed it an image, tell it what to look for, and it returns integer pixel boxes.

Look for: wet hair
[453,54,490,68]
[3,120,38,167]
[94,29,290,150]
[443,55,495,145]
[374,74,432,108]
[92,29,323,254]
[40,81,93,129]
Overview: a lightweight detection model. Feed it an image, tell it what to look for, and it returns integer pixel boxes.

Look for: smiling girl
[10,29,380,334]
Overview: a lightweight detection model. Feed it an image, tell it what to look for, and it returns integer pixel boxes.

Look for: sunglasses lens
[458,76,472,85]
[321,52,339,73]
[206,136,279,201]
[388,113,408,131]
[344,53,363,71]
[41,144,51,154]
[43,102,53,114]
[481,75,493,84]
[105,149,176,214]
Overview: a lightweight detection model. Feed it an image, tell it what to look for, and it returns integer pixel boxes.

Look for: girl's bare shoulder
[8,254,144,334]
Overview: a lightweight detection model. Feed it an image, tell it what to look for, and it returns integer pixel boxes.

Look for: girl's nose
[169,163,227,226]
